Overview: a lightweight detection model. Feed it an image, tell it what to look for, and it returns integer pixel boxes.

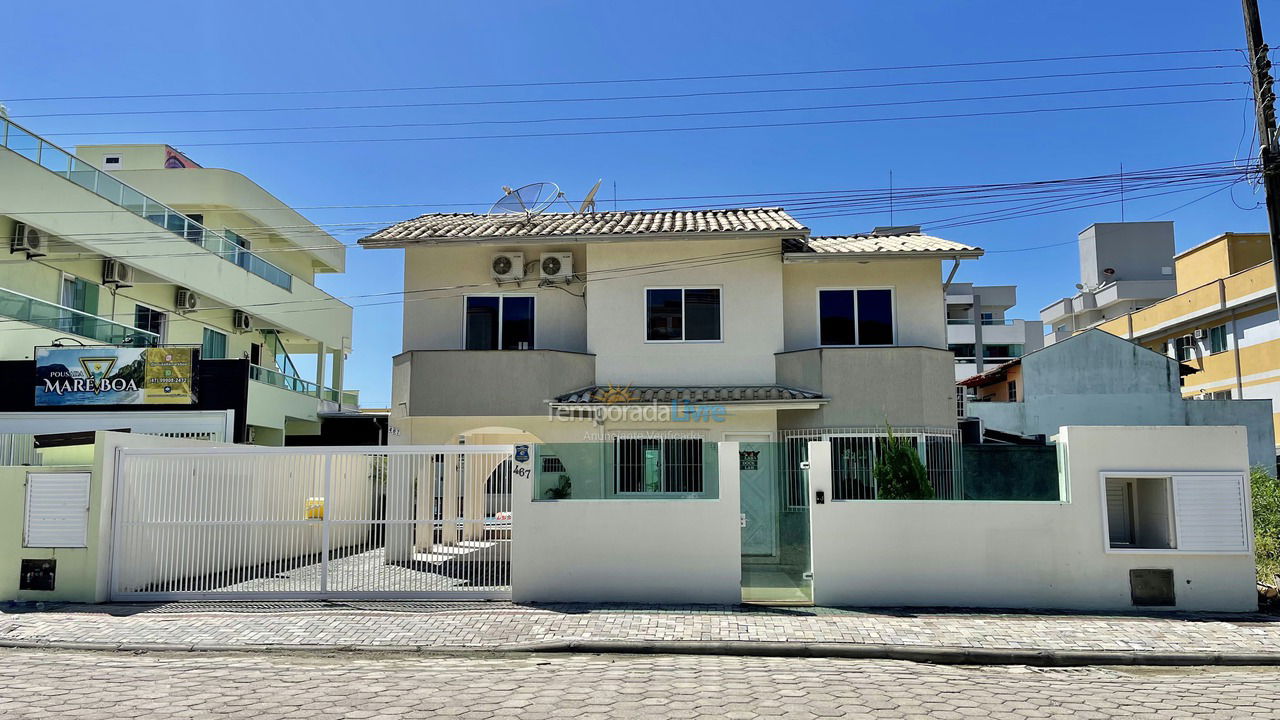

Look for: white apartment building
[0,117,355,445]
[1040,222,1178,343]
[945,282,1043,381]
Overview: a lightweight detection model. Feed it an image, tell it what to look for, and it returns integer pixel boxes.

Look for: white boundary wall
[511,443,741,604]
[809,426,1257,611]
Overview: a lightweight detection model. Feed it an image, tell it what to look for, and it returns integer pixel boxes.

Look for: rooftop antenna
[487,182,563,222]
[579,179,603,213]
[1119,162,1126,222]
[888,170,895,226]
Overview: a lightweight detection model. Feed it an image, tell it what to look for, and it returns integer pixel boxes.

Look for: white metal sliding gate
[109,445,514,601]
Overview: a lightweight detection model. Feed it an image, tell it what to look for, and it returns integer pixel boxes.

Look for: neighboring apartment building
[0,117,356,445]
[1093,231,1280,449]
[1041,222,1178,343]
[958,329,1275,467]
[945,282,1043,381]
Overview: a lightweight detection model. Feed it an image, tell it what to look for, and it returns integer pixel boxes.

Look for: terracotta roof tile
[360,207,806,246]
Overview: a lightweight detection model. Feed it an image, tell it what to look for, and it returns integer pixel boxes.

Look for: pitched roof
[552,385,823,405]
[360,207,806,246]
[785,233,983,258]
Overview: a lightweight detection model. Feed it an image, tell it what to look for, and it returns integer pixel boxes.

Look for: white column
[314,342,326,398]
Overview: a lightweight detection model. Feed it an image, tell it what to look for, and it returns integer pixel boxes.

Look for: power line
[11,64,1242,120]
[53,98,1241,149]
[0,160,1252,264]
[31,81,1246,138]
[5,49,1241,103]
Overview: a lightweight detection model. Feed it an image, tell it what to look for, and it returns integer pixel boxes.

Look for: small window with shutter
[24,473,91,548]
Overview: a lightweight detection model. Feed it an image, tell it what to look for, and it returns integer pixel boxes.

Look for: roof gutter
[783,249,984,263]
[360,229,807,249]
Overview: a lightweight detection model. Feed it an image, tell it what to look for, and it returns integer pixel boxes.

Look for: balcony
[396,350,596,417]
[0,286,158,346]
[1,116,291,290]
[945,318,1039,346]
[775,346,957,428]
[249,364,356,409]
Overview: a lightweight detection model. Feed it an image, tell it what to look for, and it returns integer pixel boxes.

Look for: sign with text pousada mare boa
[34,346,197,406]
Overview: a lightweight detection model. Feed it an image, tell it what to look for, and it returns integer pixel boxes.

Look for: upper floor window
[202,327,228,359]
[134,304,166,342]
[646,288,721,342]
[1173,335,1195,362]
[465,295,534,350]
[819,288,894,346]
[1208,324,1229,355]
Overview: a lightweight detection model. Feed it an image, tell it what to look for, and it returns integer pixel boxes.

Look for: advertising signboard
[34,346,197,406]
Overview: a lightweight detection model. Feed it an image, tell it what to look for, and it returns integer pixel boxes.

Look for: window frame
[133,303,167,344]
[201,326,228,359]
[1207,324,1229,355]
[462,293,537,351]
[816,287,898,348]
[643,286,724,344]
[612,435,707,495]
[1098,471,1252,555]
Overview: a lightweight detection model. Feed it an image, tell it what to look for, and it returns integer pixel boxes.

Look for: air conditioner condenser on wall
[539,252,574,283]
[491,252,525,282]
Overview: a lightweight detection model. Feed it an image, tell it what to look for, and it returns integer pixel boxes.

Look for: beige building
[1,117,355,444]
[361,209,981,485]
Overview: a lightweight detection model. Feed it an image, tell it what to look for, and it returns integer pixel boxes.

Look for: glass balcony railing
[0,286,159,346]
[250,364,356,407]
[1,116,292,291]
[946,318,1019,326]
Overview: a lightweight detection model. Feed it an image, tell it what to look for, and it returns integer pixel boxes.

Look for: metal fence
[110,445,513,600]
[780,427,963,503]
[0,430,222,466]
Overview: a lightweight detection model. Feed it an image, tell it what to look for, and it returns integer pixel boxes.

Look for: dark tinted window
[502,296,534,350]
[465,296,500,350]
[646,289,684,341]
[820,289,894,346]
[684,289,721,341]
[819,290,855,345]
[856,289,894,345]
[466,296,534,350]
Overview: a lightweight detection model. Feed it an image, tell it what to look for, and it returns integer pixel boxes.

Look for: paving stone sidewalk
[2,602,1279,656]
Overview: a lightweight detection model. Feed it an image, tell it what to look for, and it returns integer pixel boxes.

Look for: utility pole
[1241,0,1280,310]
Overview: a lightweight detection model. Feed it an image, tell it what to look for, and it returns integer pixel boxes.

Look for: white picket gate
[109,445,515,601]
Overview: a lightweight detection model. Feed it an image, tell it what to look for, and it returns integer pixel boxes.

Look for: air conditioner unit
[1193,328,1206,339]
[175,288,199,312]
[233,310,253,332]
[539,252,574,283]
[10,223,46,258]
[102,259,134,287]
[491,252,525,282]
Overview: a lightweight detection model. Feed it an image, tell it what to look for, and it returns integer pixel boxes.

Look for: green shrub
[1253,467,1280,585]
[874,426,934,500]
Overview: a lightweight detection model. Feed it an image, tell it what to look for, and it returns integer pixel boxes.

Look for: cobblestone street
[4,603,1278,656]
[1,648,1277,719]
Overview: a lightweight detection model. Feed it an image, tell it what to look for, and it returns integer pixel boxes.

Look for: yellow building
[1,116,357,444]
[1096,231,1280,444]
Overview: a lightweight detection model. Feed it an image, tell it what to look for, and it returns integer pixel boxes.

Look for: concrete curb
[3,637,1279,666]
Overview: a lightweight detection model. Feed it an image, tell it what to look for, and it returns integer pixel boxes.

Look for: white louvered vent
[24,473,91,548]
[1173,475,1249,553]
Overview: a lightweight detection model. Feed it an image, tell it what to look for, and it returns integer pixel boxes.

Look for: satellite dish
[1102,267,1116,276]
[488,182,563,221]
[579,179,603,214]
[1074,283,1084,290]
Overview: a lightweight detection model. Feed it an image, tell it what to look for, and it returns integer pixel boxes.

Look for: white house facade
[363,208,980,484]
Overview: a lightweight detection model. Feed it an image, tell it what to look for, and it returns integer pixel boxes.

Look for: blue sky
[4,1,1271,406]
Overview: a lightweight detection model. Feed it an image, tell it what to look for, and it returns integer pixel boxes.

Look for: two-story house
[0,117,357,446]
[361,208,981,496]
